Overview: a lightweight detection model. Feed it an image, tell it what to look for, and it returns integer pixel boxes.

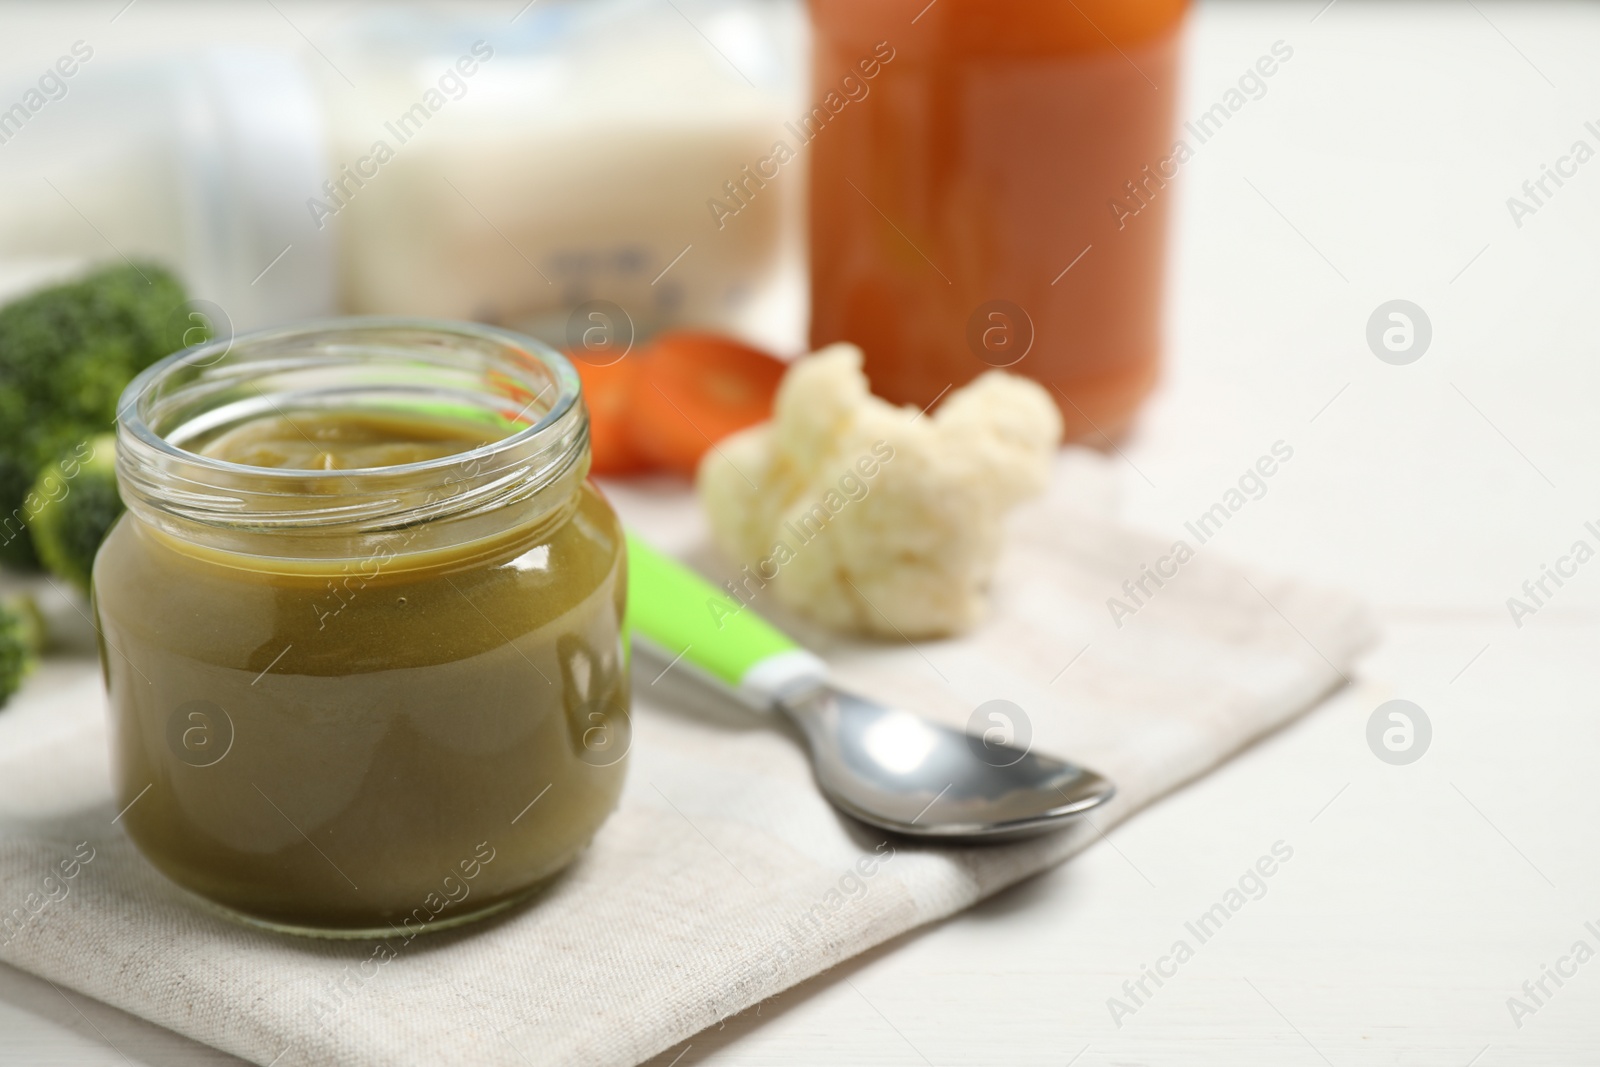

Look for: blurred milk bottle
[0,0,806,348]
[0,43,332,326]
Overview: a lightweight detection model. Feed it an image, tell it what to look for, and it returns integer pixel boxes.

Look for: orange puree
[808,0,1188,440]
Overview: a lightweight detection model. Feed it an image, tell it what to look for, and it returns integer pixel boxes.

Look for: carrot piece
[627,332,787,477]
[572,356,652,476]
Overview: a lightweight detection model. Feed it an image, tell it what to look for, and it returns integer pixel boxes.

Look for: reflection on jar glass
[95,319,629,937]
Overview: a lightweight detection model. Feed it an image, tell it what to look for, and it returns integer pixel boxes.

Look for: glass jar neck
[115,318,588,568]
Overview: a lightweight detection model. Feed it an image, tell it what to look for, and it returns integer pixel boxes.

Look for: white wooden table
[4,1,1599,1063]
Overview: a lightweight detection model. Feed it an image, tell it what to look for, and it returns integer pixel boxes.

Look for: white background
[3,1,1599,1064]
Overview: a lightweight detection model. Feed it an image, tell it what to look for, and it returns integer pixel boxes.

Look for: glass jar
[95,319,629,938]
[807,0,1188,441]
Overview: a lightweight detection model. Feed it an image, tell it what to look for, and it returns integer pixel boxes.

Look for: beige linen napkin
[0,459,1375,1066]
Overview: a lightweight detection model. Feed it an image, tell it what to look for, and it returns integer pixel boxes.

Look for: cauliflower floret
[697,344,1061,638]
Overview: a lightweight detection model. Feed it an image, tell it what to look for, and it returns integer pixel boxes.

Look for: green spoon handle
[625,533,828,710]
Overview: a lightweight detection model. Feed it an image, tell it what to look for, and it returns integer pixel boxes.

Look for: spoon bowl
[782,685,1115,839]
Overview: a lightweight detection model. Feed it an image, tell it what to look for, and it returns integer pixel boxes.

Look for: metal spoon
[628,536,1115,840]
[774,683,1113,839]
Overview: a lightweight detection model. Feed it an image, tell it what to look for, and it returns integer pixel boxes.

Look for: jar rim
[117,315,581,481]
[113,317,589,556]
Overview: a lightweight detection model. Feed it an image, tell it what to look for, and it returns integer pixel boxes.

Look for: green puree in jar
[196,410,505,470]
[95,406,629,936]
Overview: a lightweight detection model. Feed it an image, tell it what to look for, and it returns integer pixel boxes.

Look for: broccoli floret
[28,435,122,595]
[0,593,44,709]
[0,263,192,569]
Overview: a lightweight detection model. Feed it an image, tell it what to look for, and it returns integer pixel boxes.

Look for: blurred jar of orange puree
[808,0,1187,440]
